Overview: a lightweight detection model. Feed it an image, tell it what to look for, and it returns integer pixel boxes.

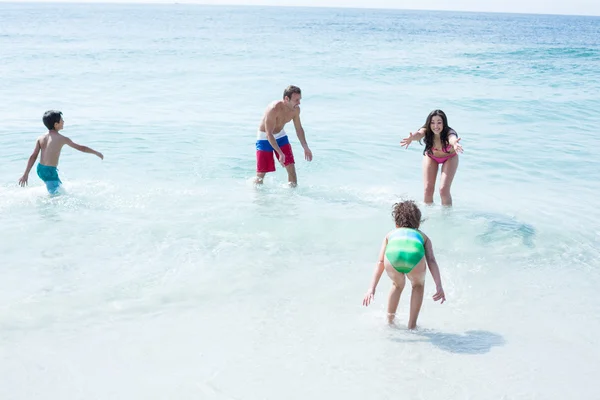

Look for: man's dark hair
[283,85,301,100]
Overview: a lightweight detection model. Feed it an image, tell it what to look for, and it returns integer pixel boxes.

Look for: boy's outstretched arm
[363,235,388,306]
[18,139,41,187]
[424,236,446,303]
[65,138,104,160]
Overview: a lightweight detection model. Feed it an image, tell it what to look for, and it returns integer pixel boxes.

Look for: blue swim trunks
[37,163,62,194]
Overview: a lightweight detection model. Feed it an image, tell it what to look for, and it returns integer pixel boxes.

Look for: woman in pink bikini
[400,109,464,206]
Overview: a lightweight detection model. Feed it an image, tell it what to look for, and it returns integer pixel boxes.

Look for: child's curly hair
[392,200,423,229]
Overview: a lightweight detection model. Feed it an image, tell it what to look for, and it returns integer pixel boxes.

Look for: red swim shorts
[256,143,295,173]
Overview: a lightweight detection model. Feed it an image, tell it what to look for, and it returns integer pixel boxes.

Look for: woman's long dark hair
[420,109,453,155]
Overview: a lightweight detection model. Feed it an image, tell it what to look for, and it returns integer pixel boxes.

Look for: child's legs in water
[406,258,426,329]
[384,258,406,324]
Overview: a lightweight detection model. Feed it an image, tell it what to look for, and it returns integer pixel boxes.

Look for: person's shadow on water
[473,213,536,249]
[392,329,506,355]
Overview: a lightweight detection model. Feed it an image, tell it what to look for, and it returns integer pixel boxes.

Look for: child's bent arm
[370,236,388,289]
[65,138,104,159]
[363,235,388,306]
[18,140,41,186]
[424,236,446,303]
[25,140,41,171]
[424,236,443,289]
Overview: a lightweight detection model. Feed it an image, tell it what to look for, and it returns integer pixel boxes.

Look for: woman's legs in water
[439,155,459,206]
[422,155,438,205]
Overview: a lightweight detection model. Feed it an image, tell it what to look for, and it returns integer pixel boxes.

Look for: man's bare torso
[259,101,298,134]
[38,132,67,167]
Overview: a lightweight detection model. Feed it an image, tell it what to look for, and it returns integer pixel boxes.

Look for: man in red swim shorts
[254,85,313,187]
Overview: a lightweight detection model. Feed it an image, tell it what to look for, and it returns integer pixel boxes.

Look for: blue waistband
[256,135,289,151]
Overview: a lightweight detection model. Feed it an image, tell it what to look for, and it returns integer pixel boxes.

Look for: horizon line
[0,1,599,18]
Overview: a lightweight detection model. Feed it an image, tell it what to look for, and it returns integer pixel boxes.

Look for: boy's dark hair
[43,110,62,130]
[392,200,423,229]
[283,85,301,100]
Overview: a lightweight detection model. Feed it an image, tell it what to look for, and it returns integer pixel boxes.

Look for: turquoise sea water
[1,3,600,399]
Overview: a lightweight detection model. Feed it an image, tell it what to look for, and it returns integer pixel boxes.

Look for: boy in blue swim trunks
[18,110,104,195]
[362,200,446,329]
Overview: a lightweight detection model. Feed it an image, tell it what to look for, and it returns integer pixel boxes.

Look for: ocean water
[1,3,600,399]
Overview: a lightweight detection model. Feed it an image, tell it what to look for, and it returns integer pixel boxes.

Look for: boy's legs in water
[384,258,427,329]
[406,258,427,329]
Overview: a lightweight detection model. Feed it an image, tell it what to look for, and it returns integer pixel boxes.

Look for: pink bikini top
[432,145,453,153]
[432,132,458,153]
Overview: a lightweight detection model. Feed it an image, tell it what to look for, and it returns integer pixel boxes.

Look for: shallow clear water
[1,4,600,399]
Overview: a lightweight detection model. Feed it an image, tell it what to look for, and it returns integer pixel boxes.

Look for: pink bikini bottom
[428,152,457,164]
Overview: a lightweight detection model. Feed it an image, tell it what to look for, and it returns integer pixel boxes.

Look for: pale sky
[2,0,600,16]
